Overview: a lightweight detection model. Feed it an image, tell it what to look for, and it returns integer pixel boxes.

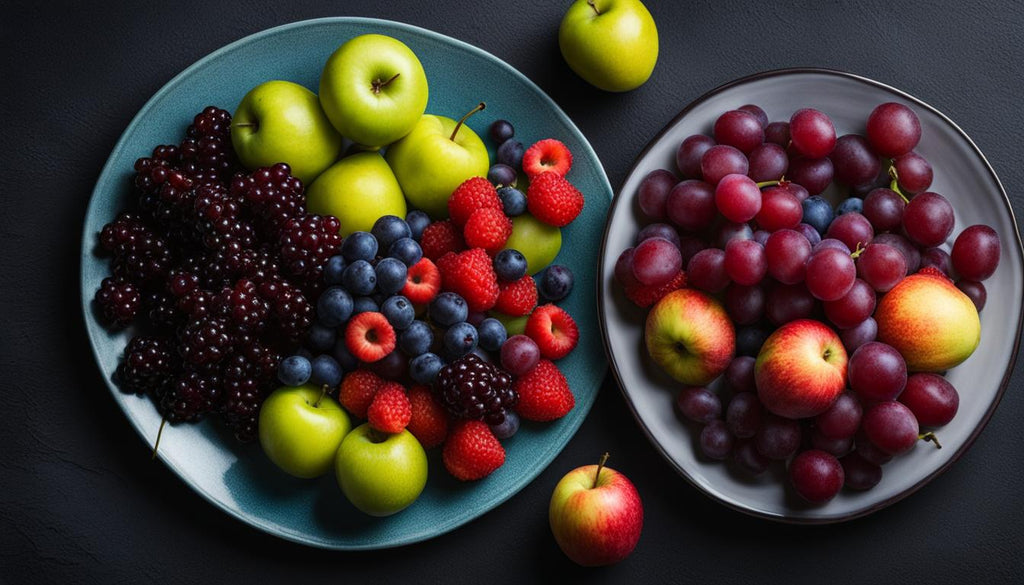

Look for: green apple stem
[592,452,610,489]
[314,384,329,408]
[887,165,910,204]
[919,432,942,449]
[371,72,401,95]
[587,0,602,15]
[450,102,487,141]
[151,417,167,460]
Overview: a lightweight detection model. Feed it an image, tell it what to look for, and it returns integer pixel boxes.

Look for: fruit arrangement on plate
[89,32,594,517]
[611,99,1003,505]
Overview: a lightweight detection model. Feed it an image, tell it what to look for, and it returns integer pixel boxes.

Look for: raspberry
[463,208,512,255]
[367,382,412,434]
[494,275,538,317]
[402,257,441,305]
[448,177,502,228]
[345,312,397,363]
[436,248,500,312]
[339,370,384,418]
[624,270,687,308]
[527,172,585,227]
[522,138,573,178]
[524,304,580,360]
[434,354,516,425]
[407,385,449,448]
[513,359,575,421]
[442,420,506,481]
[420,220,465,261]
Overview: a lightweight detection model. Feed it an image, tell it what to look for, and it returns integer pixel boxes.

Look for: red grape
[636,223,680,248]
[637,169,677,220]
[789,450,844,503]
[676,134,716,179]
[756,186,802,231]
[747,143,789,182]
[899,373,959,427]
[786,182,810,202]
[805,247,856,301]
[840,317,877,353]
[726,391,763,438]
[862,401,919,455]
[724,283,766,324]
[854,430,894,466]
[866,102,921,157]
[764,229,811,284]
[862,187,905,232]
[951,224,1000,281]
[715,174,762,222]
[826,212,874,252]
[815,392,863,439]
[823,278,876,329]
[811,431,854,458]
[840,453,883,491]
[700,420,734,460]
[848,341,907,402]
[687,248,730,292]
[872,232,921,273]
[733,439,770,476]
[614,247,639,287]
[856,243,907,292]
[790,108,837,158]
[713,110,765,154]
[738,104,769,128]
[902,191,954,247]
[813,238,851,254]
[765,121,790,146]
[701,145,749,185]
[956,279,987,311]
[666,180,717,232]
[788,157,834,195]
[724,238,767,286]
[725,356,756,393]
[832,134,881,187]
[919,246,953,275]
[755,413,802,460]
[676,386,722,424]
[632,237,682,286]
[766,282,816,325]
[893,151,933,194]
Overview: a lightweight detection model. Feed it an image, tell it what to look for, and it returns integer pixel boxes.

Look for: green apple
[231,80,343,184]
[306,152,407,236]
[489,311,531,336]
[257,384,351,479]
[385,105,490,218]
[503,213,562,275]
[319,34,429,148]
[334,423,428,517]
[559,0,659,92]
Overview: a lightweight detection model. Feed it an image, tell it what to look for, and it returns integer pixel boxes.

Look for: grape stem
[450,102,486,141]
[888,165,910,204]
[314,384,329,408]
[850,242,866,259]
[756,180,781,189]
[152,417,168,460]
[588,0,602,15]
[919,432,942,449]
[592,452,610,489]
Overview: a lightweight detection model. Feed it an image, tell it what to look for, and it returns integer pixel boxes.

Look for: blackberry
[278,214,342,289]
[231,164,306,239]
[119,336,177,395]
[144,291,180,331]
[167,269,201,298]
[111,231,173,286]
[178,316,232,366]
[99,211,149,256]
[221,353,268,442]
[180,135,237,183]
[160,369,221,423]
[94,277,141,328]
[187,106,232,139]
[258,277,313,343]
[224,246,280,282]
[434,354,516,425]
[216,279,268,333]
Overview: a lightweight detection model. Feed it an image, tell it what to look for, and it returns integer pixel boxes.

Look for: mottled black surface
[2,1,1023,583]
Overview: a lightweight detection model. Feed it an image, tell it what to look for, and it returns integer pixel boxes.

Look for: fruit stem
[850,242,866,259]
[151,418,167,460]
[592,452,610,489]
[919,432,942,449]
[314,384,328,408]
[756,180,781,189]
[450,102,486,141]
[888,165,910,204]
[371,72,401,95]
[588,0,602,15]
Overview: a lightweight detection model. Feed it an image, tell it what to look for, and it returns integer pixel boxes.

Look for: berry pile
[274,119,585,481]
[93,106,340,442]
[616,102,1002,503]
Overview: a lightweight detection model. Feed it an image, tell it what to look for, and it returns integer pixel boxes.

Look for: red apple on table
[549,453,643,567]
[755,319,848,419]
[644,289,735,385]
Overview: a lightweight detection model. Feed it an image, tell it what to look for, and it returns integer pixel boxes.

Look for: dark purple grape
[823,278,876,329]
[766,282,817,325]
[848,342,907,403]
[747,143,788,182]
[872,233,921,273]
[893,151,933,194]
[840,453,883,491]
[862,188,905,232]
[733,439,770,476]
[919,247,953,276]
[811,431,854,458]
[899,373,959,427]
[714,110,765,154]
[956,280,987,311]
[700,420,734,460]
[724,283,766,325]
[826,212,874,252]
[832,134,881,187]
[676,387,722,424]
[687,248,730,293]
[636,223,681,248]
[951,224,1000,281]
[725,356,756,393]
[676,134,716,179]
[701,145,749,185]
[789,450,844,503]
[788,157,834,195]
[714,221,754,248]
[765,121,790,146]
[815,392,863,439]
[862,401,919,455]
[755,413,802,460]
[902,192,955,247]
[666,180,717,233]
[840,317,877,353]
[726,392,763,438]
[738,104,769,128]
[637,169,678,221]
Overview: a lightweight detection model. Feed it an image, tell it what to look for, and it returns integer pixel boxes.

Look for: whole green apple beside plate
[80,18,612,549]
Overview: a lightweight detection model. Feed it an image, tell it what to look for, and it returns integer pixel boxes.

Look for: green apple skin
[645,289,735,385]
[319,34,429,148]
[257,384,352,479]
[385,114,490,218]
[489,311,531,336]
[334,424,428,517]
[549,461,643,566]
[502,213,562,275]
[231,80,343,185]
[306,152,407,236]
[558,0,659,92]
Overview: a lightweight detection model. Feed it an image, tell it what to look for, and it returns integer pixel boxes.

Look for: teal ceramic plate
[81,18,611,549]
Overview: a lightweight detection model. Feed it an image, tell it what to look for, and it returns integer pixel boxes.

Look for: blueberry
[323,255,347,285]
[444,322,479,358]
[389,237,423,266]
[490,410,520,440]
[497,186,527,216]
[836,197,864,216]
[399,320,434,356]
[801,196,834,235]
[341,231,378,263]
[341,259,377,296]
[537,264,574,301]
[493,249,528,282]
[488,164,517,187]
[736,326,771,357]
[429,292,469,327]
[406,210,431,241]
[410,352,444,384]
[381,295,415,330]
[497,139,524,169]
[489,119,515,145]
[375,257,408,296]
[352,296,379,315]
[331,339,358,372]
[310,354,343,388]
[371,215,412,251]
[316,286,353,327]
[277,355,312,387]
[477,318,507,352]
[306,323,337,352]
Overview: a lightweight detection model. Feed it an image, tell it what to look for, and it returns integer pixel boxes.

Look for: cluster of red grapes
[615,101,1001,503]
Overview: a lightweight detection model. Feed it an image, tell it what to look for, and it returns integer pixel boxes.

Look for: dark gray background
[2,1,1022,583]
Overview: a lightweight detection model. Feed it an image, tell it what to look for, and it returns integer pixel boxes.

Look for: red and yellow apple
[549,454,643,567]
[644,289,735,385]
[875,269,980,372]
[755,319,848,419]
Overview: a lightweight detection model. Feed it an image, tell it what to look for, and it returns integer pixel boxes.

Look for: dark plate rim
[596,67,1024,524]
[79,16,613,549]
